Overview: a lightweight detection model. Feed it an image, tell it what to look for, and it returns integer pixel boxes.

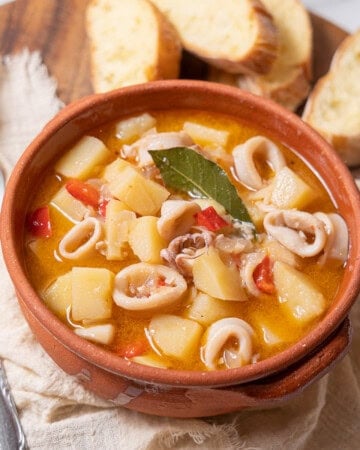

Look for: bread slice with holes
[302,30,360,166]
[149,0,278,75]
[86,0,182,93]
[209,0,313,111]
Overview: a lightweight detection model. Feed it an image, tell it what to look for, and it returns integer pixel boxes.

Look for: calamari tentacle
[161,230,214,278]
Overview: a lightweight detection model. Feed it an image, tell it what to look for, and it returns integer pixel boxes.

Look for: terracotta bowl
[1,80,360,418]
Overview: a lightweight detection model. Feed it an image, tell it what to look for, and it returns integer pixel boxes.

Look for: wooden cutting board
[0,0,349,105]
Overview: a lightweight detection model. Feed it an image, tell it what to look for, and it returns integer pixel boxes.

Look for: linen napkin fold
[0,50,359,450]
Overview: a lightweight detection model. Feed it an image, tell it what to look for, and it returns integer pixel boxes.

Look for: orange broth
[24,109,344,371]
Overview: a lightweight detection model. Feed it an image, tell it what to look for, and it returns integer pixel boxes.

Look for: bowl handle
[235,318,351,407]
[16,292,352,417]
[159,318,352,417]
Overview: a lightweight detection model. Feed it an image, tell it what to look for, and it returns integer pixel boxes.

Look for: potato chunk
[107,165,170,216]
[183,121,229,147]
[131,354,168,369]
[55,136,112,179]
[43,272,72,319]
[74,323,115,345]
[128,216,166,263]
[105,199,136,260]
[71,267,114,322]
[115,113,156,142]
[270,167,316,210]
[273,261,326,323]
[262,237,300,268]
[193,247,247,301]
[50,186,89,222]
[185,292,240,327]
[258,324,284,346]
[102,158,133,182]
[251,312,289,346]
[149,314,203,360]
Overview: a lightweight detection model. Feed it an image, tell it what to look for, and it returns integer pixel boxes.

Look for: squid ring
[59,217,103,260]
[232,136,286,190]
[157,200,201,242]
[113,263,187,311]
[202,318,254,370]
[314,212,348,265]
[263,210,326,258]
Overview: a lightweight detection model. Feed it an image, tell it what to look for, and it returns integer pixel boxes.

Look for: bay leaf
[149,147,253,224]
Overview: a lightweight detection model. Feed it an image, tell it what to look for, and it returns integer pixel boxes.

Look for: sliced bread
[302,30,360,166]
[209,0,313,111]
[86,0,182,93]
[149,0,278,75]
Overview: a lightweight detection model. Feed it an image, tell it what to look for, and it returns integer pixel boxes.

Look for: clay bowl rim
[1,79,360,389]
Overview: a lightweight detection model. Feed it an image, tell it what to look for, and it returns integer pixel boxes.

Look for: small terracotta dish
[1,80,360,418]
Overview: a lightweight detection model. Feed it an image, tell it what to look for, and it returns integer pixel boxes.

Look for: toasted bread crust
[209,63,311,112]
[303,30,360,166]
[150,0,278,75]
[208,0,312,111]
[151,3,182,80]
[238,66,311,111]
[86,0,181,93]
[200,0,279,75]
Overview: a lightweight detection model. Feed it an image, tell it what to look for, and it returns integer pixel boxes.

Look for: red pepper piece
[195,206,230,231]
[117,340,148,359]
[65,179,100,208]
[253,255,275,295]
[156,276,167,287]
[26,206,52,238]
[98,199,109,218]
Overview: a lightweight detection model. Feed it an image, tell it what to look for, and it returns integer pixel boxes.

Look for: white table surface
[302,0,360,32]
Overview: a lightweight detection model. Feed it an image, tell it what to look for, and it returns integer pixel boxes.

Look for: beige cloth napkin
[0,50,359,450]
